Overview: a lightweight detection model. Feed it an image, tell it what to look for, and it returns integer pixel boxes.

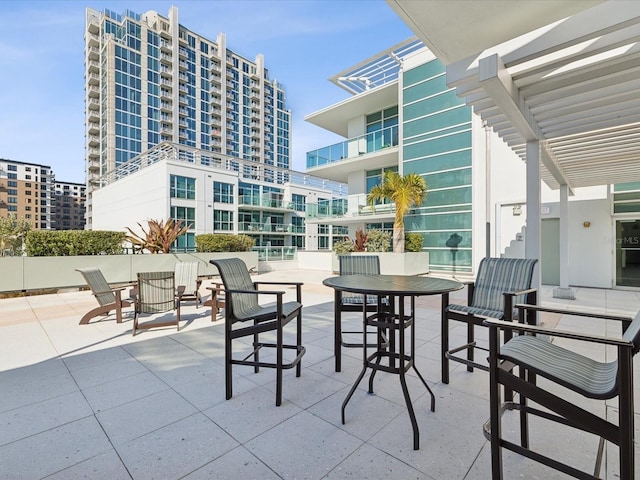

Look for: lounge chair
[132,271,183,335]
[76,267,133,325]
[210,257,305,406]
[174,261,201,307]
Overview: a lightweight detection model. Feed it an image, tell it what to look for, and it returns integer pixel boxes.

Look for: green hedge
[26,230,126,256]
[195,234,255,252]
[405,232,424,252]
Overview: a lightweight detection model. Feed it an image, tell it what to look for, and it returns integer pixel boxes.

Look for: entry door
[616,219,640,287]
[541,218,560,285]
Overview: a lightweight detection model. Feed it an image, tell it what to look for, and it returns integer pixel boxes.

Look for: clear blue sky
[0,0,414,183]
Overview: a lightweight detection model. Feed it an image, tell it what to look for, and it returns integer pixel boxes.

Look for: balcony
[87,46,99,60]
[87,98,99,111]
[86,60,99,73]
[87,121,99,134]
[307,125,398,169]
[86,73,99,86]
[306,125,399,183]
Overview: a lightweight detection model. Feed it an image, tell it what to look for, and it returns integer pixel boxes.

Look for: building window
[214,210,233,231]
[291,193,306,212]
[7,165,17,171]
[171,206,195,229]
[213,181,234,203]
[169,175,195,199]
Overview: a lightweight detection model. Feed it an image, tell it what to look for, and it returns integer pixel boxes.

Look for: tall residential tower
[84,6,290,227]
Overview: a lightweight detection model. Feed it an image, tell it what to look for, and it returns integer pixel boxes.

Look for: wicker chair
[210,258,305,406]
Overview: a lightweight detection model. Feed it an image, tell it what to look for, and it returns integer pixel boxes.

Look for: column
[553,184,575,299]
[525,141,541,289]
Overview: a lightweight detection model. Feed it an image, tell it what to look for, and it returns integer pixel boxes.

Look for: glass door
[615,219,640,287]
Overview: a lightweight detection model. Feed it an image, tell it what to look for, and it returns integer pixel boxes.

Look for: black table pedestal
[341,294,435,450]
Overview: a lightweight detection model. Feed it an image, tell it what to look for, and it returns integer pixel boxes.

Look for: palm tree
[367,171,427,253]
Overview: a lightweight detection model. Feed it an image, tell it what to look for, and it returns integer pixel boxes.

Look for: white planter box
[0,252,258,293]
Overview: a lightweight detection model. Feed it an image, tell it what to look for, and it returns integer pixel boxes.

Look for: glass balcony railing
[252,246,297,261]
[306,125,398,169]
[240,222,305,234]
[306,199,349,219]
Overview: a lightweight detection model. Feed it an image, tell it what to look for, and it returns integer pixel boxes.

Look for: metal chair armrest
[504,287,538,297]
[514,303,633,323]
[483,317,633,347]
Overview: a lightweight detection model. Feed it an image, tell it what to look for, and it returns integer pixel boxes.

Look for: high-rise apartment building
[84,6,291,227]
[0,159,54,230]
[53,181,86,230]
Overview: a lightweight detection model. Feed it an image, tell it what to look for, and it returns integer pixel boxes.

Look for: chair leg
[296,311,302,377]
[225,316,233,400]
[276,322,283,406]
[466,318,474,372]
[334,290,342,372]
[619,350,634,479]
[488,334,504,479]
[254,319,260,374]
[519,368,530,448]
[441,293,450,384]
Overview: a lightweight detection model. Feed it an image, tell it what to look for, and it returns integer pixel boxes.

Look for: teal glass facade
[402,59,473,273]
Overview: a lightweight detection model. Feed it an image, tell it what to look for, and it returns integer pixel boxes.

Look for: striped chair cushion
[339,255,383,305]
[471,257,537,312]
[138,271,175,314]
[500,334,618,399]
[175,261,199,294]
[213,257,300,322]
[77,267,115,306]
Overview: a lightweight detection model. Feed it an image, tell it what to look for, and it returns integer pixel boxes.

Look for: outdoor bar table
[323,274,463,450]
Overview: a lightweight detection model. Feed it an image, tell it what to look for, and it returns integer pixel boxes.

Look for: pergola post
[553,184,575,299]
[525,141,541,290]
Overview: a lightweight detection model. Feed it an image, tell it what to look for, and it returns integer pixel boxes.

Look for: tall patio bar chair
[210,257,305,406]
[485,305,639,479]
[441,257,537,384]
[334,255,390,372]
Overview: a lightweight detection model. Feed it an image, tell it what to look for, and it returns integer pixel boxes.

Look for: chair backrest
[210,258,259,319]
[175,261,199,292]
[339,255,381,302]
[76,267,115,306]
[471,257,537,311]
[339,255,381,276]
[137,271,176,314]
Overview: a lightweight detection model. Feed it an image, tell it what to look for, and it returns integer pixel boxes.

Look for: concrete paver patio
[0,268,638,479]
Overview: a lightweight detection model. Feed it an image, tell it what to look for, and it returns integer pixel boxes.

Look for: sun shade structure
[387,0,640,191]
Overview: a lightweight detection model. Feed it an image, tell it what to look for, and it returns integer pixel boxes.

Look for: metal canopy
[387,0,640,190]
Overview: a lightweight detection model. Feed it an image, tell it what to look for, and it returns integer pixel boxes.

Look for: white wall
[92,162,170,234]
[542,197,612,288]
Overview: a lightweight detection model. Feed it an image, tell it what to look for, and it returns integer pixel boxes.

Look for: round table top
[323,274,463,296]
